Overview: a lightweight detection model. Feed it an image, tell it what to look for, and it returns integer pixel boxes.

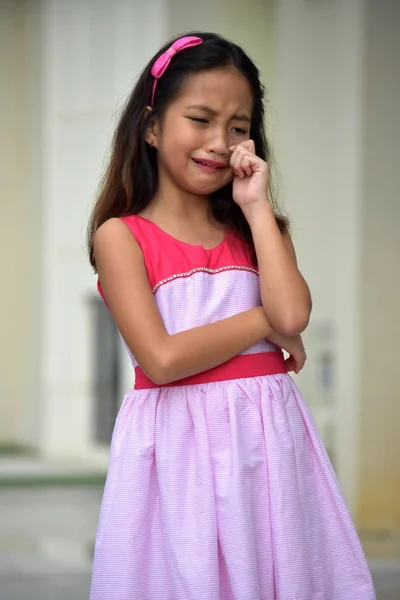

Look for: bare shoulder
[94,217,143,269]
[94,217,136,250]
[94,217,147,297]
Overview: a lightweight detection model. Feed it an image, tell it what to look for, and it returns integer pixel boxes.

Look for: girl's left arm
[230,140,312,336]
[246,202,312,336]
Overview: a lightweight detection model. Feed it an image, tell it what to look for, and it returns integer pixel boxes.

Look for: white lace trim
[152,265,259,294]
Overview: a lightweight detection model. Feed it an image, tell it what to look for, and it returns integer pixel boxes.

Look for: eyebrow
[185,104,251,123]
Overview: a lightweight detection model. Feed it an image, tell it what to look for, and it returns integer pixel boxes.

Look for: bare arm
[229,141,311,337]
[244,203,312,336]
[94,219,273,385]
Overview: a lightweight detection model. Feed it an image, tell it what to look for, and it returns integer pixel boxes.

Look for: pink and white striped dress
[90,215,376,600]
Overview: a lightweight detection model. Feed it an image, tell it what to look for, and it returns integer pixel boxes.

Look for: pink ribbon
[150,36,203,106]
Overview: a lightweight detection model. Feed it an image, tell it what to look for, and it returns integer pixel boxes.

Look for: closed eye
[189,117,209,124]
[188,118,248,135]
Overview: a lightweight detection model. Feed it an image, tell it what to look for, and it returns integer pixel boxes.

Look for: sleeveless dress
[89,215,376,600]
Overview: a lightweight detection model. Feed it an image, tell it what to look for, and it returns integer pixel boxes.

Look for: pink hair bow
[150,36,203,106]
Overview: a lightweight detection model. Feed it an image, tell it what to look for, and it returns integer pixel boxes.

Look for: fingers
[285,356,297,373]
[229,139,255,153]
[229,140,255,178]
[285,350,307,375]
[295,350,306,373]
[229,144,260,178]
[230,145,249,178]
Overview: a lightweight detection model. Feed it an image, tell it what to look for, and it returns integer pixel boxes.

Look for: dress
[90,215,376,600]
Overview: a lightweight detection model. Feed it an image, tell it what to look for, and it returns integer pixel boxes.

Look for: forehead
[174,68,253,115]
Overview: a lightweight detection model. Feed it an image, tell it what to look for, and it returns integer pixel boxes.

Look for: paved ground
[0,487,398,600]
[0,487,98,600]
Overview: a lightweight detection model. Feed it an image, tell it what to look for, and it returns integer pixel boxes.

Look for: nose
[205,128,229,157]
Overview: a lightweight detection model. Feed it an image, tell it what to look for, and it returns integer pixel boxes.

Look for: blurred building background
[1,1,399,596]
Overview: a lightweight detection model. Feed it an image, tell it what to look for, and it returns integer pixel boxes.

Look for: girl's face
[150,67,253,197]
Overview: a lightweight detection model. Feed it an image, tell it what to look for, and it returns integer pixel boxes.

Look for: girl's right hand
[268,332,307,374]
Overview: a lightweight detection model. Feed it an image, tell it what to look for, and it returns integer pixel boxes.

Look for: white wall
[168,0,213,35]
[272,0,367,512]
[0,1,43,447]
[358,0,400,529]
[39,0,169,458]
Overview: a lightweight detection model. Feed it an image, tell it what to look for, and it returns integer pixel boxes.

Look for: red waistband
[134,351,287,390]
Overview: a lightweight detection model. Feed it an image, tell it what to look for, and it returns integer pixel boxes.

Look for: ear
[144,106,158,149]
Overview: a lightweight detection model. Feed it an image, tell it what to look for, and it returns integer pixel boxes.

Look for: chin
[189,185,223,196]
[185,179,231,197]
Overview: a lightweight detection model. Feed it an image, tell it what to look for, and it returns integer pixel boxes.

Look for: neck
[147,177,213,226]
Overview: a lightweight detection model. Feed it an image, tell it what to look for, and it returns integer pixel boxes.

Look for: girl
[88,32,376,600]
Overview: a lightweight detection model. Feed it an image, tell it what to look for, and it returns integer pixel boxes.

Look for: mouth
[191,158,228,172]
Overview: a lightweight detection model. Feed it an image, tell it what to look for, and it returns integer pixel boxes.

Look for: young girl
[88,32,376,600]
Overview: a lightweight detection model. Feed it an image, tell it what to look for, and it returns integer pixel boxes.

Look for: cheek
[180,132,203,153]
[166,122,203,151]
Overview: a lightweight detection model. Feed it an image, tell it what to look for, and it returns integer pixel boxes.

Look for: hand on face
[229,140,269,208]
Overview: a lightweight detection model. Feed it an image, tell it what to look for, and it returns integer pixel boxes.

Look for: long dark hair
[87,31,288,269]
